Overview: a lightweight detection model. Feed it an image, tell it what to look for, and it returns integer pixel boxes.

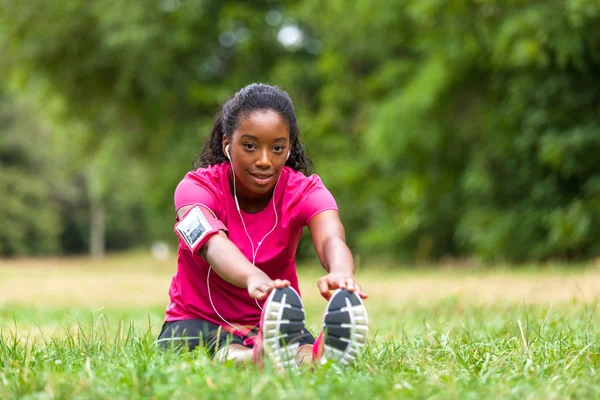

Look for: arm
[177,205,289,300]
[307,210,368,300]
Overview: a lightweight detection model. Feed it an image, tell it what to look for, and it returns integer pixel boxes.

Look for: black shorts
[156,319,315,355]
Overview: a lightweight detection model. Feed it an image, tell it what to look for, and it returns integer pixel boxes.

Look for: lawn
[1,253,600,399]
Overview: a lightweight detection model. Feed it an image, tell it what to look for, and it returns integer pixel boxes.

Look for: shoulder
[283,167,329,195]
[174,163,229,209]
[176,162,229,195]
[281,167,337,224]
[181,162,229,187]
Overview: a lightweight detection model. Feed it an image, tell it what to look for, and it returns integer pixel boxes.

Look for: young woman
[156,83,368,369]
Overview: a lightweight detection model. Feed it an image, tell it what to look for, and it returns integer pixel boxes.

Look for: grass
[1,254,600,399]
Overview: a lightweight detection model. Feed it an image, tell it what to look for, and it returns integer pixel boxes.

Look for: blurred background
[1,0,599,265]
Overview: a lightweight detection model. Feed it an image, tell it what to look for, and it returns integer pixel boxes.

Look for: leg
[156,319,205,352]
[295,344,314,367]
[293,328,318,367]
[259,287,317,370]
[214,344,254,365]
[156,319,248,357]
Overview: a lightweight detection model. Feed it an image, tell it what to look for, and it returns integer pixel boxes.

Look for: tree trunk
[90,196,105,261]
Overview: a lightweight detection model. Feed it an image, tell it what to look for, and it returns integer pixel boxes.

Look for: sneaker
[259,286,306,370]
[319,289,368,366]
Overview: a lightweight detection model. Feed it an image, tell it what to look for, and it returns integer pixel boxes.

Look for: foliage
[293,0,600,262]
[0,90,150,256]
[1,0,600,261]
[0,94,61,256]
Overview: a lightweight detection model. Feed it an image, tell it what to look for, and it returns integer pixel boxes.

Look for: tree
[0,92,61,256]
[292,0,600,262]
[0,0,315,257]
[2,0,600,263]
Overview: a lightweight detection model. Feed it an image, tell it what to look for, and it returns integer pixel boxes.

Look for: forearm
[200,231,270,288]
[319,236,355,275]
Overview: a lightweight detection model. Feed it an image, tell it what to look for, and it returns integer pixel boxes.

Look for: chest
[225,212,302,273]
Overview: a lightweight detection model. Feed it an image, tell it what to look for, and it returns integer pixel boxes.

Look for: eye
[243,143,256,151]
[273,145,285,153]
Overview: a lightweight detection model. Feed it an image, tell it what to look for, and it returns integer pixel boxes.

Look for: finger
[254,283,276,300]
[250,288,267,300]
[339,278,356,292]
[273,279,291,288]
[317,278,331,300]
[345,278,356,292]
[355,283,368,299]
[251,281,272,298]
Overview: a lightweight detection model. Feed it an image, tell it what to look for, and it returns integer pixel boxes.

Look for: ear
[222,136,230,158]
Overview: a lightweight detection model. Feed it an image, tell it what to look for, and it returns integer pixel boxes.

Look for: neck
[228,169,275,214]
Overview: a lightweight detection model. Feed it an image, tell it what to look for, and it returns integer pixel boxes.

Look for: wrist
[327,265,355,277]
[246,270,271,287]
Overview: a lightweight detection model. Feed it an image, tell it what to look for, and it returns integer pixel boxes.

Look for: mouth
[249,172,275,186]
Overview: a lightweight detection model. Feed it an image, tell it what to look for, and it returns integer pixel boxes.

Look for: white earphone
[225,144,290,161]
[208,143,285,332]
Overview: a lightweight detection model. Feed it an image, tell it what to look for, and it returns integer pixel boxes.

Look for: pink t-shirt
[165,162,338,328]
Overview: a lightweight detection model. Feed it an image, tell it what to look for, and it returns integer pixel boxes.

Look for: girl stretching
[157,83,368,369]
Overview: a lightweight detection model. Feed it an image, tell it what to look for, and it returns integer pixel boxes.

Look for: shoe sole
[322,289,368,366]
[261,286,306,370]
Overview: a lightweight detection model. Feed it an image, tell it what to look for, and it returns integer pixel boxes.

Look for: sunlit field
[2,253,600,399]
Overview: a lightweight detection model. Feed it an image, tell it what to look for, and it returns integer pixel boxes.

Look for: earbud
[286,151,290,161]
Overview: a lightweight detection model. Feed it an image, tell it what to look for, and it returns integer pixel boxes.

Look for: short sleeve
[296,175,338,226]
[174,172,220,216]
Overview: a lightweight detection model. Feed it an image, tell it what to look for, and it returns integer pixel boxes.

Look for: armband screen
[174,206,225,253]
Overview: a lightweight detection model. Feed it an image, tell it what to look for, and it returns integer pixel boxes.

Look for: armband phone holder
[174,206,225,253]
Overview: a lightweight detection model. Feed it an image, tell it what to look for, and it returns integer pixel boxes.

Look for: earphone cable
[207,158,281,329]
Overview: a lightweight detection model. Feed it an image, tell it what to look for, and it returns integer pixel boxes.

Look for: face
[223,109,291,199]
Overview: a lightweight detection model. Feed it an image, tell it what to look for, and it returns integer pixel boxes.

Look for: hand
[317,273,368,300]
[247,276,290,300]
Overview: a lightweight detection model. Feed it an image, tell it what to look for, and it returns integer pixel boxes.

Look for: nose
[255,149,272,169]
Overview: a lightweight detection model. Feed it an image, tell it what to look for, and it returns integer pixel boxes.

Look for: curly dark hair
[193,83,312,175]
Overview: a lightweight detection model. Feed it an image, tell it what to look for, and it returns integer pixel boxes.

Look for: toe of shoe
[261,287,306,370]
[322,290,368,366]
